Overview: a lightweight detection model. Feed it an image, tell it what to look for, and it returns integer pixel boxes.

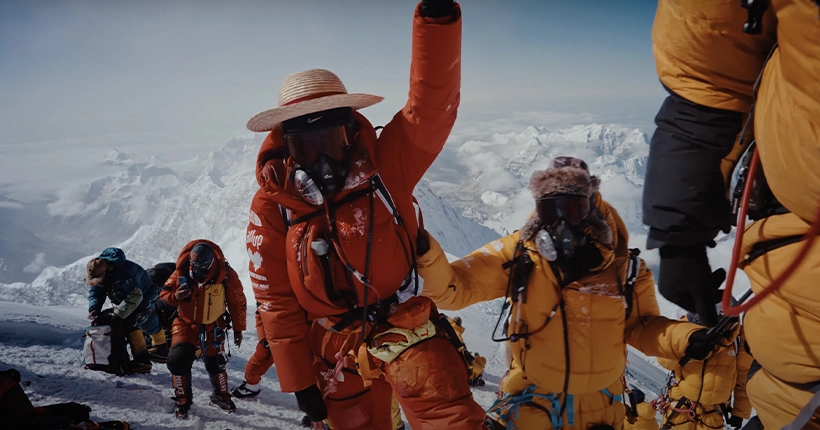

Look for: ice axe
[678,289,753,367]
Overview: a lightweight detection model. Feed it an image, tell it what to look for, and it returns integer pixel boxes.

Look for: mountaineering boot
[172,372,193,419]
[231,381,261,399]
[126,329,153,371]
[208,371,236,413]
[147,330,168,363]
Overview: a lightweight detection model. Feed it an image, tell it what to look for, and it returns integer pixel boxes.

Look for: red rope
[721,148,820,316]
[322,350,352,399]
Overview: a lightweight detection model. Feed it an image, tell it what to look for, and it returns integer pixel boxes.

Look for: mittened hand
[420,0,456,18]
[295,385,328,422]
[234,331,243,348]
[88,309,99,320]
[684,329,715,361]
[658,245,725,327]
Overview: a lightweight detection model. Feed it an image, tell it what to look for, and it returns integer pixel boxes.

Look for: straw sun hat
[246,69,384,132]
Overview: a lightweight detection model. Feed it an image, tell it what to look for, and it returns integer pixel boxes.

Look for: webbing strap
[601,388,623,403]
[782,390,820,430]
[490,385,623,429]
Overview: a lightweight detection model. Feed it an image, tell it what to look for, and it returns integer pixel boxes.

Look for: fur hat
[520,156,611,243]
[86,258,108,287]
[529,156,600,200]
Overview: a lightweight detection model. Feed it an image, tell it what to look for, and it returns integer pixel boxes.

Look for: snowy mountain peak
[427,121,651,236]
[1,134,501,303]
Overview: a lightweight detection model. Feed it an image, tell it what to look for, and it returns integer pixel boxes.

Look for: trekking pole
[679,289,753,367]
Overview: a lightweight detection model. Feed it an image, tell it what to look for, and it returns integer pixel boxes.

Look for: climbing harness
[488,385,622,430]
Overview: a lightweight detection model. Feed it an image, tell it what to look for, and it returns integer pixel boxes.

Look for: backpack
[82,312,128,375]
[146,262,177,337]
[146,262,176,287]
[82,324,127,375]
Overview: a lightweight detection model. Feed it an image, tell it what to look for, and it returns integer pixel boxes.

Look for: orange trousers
[304,297,488,430]
[244,310,275,385]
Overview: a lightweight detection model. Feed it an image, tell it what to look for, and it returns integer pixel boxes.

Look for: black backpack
[146,262,177,340]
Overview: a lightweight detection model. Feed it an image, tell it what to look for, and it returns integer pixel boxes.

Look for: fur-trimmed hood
[520,156,612,245]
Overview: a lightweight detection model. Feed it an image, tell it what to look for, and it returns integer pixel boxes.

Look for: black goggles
[536,195,591,227]
[284,125,350,166]
[190,258,213,280]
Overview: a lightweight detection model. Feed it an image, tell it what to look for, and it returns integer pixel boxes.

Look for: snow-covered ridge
[0,134,499,306]
[427,123,650,237]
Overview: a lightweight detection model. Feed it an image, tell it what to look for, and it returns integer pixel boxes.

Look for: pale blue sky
[0,0,663,146]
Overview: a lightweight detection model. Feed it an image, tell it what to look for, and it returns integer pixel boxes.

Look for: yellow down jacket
[658,322,753,419]
[653,0,820,222]
[417,195,702,396]
[624,403,659,430]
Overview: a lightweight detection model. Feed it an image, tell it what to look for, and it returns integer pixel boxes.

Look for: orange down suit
[657,321,752,430]
[417,195,703,429]
[160,240,247,347]
[652,1,820,428]
[245,3,486,429]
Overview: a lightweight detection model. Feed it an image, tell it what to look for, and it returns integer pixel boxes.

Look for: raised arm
[417,230,513,311]
[374,1,462,191]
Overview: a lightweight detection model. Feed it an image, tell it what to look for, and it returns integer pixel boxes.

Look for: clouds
[23,253,47,274]
[0,201,24,209]
[0,1,664,149]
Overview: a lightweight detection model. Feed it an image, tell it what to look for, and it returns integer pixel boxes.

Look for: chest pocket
[198,282,226,324]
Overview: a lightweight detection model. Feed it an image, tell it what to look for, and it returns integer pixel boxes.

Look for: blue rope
[488,385,573,430]
[490,386,623,429]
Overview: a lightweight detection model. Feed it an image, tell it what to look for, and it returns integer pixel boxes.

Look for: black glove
[420,0,456,18]
[684,329,714,361]
[295,385,327,423]
[658,244,725,327]
[726,415,743,429]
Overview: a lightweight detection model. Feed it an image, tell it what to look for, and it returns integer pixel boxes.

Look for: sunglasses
[284,125,351,166]
[536,195,590,227]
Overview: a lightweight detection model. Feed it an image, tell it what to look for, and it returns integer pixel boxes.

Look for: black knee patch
[166,343,197,375]
[204,353,227,375]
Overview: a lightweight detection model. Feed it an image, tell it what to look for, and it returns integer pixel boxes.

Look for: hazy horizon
[1,0,664,149]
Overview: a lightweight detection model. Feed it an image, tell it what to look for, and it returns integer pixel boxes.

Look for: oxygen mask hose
[722,148,820,316]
